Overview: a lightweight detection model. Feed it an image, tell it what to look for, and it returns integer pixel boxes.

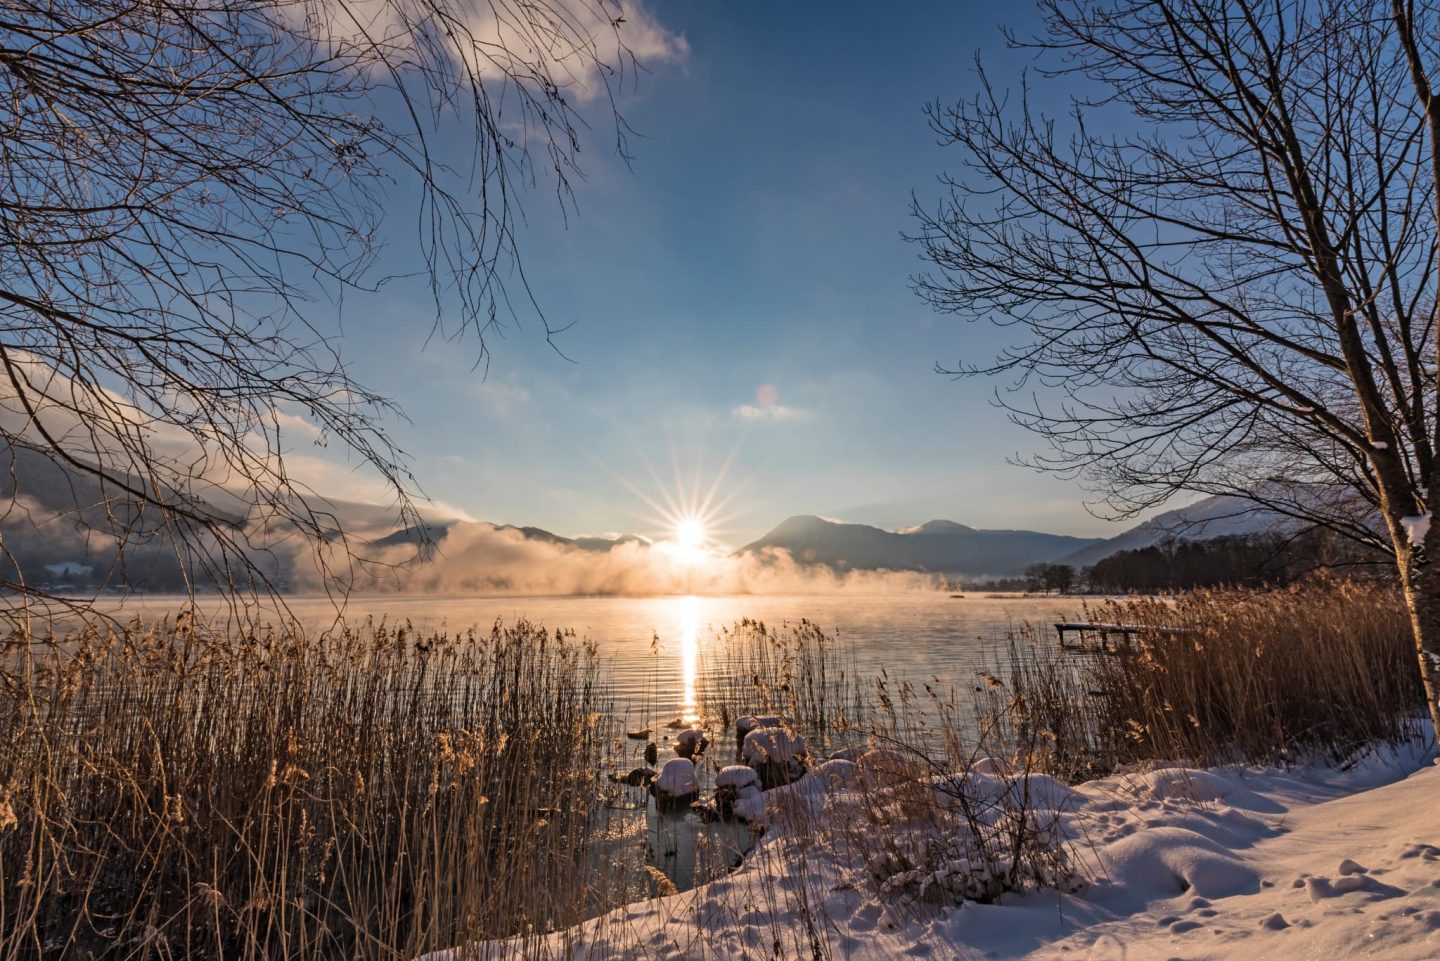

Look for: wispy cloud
[732,383,811,423]
[732,403,810,422]
[473,375,531,415]
[294,0,688,103]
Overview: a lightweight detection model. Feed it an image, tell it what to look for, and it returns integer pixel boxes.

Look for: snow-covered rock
[715,765,762,790]
[742,725,808,789]
[650,758,698,809]
[714,765,763,821]
[734,714,791,758]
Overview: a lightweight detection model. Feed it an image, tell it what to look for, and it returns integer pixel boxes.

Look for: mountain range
[371,496,1295,580]
[736,515,1102,578]
[4,440,1296,587]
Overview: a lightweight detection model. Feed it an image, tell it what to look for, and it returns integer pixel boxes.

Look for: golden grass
[696,618,868,754]
[978,577,1424,778]
[0,616,624,961]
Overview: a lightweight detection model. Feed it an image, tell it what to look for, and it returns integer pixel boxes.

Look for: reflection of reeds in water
[0,616,630,960]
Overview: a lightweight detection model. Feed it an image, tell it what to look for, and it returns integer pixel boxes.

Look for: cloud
[733,383,811,423]
[473,375,532,415]
[292,0,687,102]
[732,403,810,422]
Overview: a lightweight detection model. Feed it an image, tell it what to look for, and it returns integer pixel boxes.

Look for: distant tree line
[1023,563,1075,595]
[952,530,1384,596]
[1082,531,1381,594]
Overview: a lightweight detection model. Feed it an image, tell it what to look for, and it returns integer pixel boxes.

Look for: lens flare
[603,438,754,566]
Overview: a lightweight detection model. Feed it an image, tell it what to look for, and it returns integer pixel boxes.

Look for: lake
[111,591,1086,724]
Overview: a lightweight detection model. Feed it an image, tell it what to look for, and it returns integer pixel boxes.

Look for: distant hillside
[1056,495,1300,569]
[738,515,1103,578]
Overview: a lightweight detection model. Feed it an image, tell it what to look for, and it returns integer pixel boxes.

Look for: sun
[675,518,706,550]
[603,441,751,559]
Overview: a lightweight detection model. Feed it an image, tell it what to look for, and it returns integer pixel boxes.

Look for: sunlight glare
[677,594,702,724]
[675,518,705,550]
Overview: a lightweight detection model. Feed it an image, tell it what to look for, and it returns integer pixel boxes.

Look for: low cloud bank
[299,522,945,596]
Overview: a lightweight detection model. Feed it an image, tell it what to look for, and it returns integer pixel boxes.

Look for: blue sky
[318,1,1149,546]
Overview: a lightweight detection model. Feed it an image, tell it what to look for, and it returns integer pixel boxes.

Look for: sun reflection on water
[676,594,702,724]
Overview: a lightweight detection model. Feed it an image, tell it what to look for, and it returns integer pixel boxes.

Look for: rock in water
[610,767,656,787]
[676,728,709,759]
[644,741,659,766]
[734,714,791,760]
[651,758,699,810]
[715,764,764,820]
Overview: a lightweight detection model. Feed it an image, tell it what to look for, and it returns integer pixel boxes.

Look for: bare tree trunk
[1397,522,1440,743]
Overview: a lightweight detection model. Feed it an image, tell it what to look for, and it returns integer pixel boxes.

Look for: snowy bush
[850,764,1082,906]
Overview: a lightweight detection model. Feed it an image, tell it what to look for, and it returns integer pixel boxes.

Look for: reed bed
[696,618,1084,916]
[0,615,626,961]
[695,618,868,754]
[979,578,1425,779]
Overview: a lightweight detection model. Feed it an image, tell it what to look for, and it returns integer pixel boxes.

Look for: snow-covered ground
[430,739,1440,960]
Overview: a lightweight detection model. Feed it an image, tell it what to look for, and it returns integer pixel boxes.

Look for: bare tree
[913,0,1440,732]
[0,0,679,616]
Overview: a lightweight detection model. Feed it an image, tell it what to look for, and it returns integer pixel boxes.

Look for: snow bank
[1098,825,1260,898]
[427,736,1440,961]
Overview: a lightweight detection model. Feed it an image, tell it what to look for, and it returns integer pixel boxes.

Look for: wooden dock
[1053,622,1191,654]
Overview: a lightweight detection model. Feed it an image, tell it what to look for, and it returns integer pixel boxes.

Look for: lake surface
[113,591,1088,724]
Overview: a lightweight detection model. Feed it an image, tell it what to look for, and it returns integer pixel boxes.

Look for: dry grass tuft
[697,618,867,754]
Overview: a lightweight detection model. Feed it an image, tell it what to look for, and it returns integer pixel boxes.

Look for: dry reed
[0,615,626,961]
[0,579,1422,960]
[695,618,868,755]
[978,578,1425,778]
